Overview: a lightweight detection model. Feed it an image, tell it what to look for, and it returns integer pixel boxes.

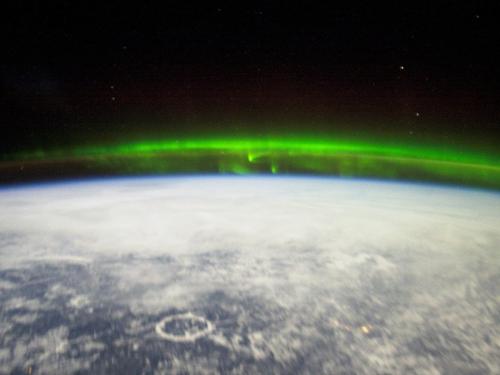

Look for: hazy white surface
[1,177,499,262]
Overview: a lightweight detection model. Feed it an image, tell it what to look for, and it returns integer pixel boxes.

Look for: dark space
[2,3,499,155]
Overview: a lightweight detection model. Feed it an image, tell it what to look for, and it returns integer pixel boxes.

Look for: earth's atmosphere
[0,176,500,374]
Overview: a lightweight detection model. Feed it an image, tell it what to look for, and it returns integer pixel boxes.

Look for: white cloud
[1,177,500,373]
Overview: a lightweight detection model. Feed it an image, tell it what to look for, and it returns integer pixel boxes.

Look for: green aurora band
[2,136,500,189]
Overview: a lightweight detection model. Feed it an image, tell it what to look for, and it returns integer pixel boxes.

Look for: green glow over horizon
[3,136,500,189]
[9,136,500,164]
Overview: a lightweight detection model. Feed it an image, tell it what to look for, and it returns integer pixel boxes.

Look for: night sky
[1,3,500,186]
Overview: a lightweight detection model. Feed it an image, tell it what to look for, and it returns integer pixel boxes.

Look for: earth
[0,176,499,374]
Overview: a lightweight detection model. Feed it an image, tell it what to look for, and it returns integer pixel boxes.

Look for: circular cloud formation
[155,312,214,342]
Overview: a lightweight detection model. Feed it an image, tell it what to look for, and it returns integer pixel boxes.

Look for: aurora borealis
[2,135,500,189]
